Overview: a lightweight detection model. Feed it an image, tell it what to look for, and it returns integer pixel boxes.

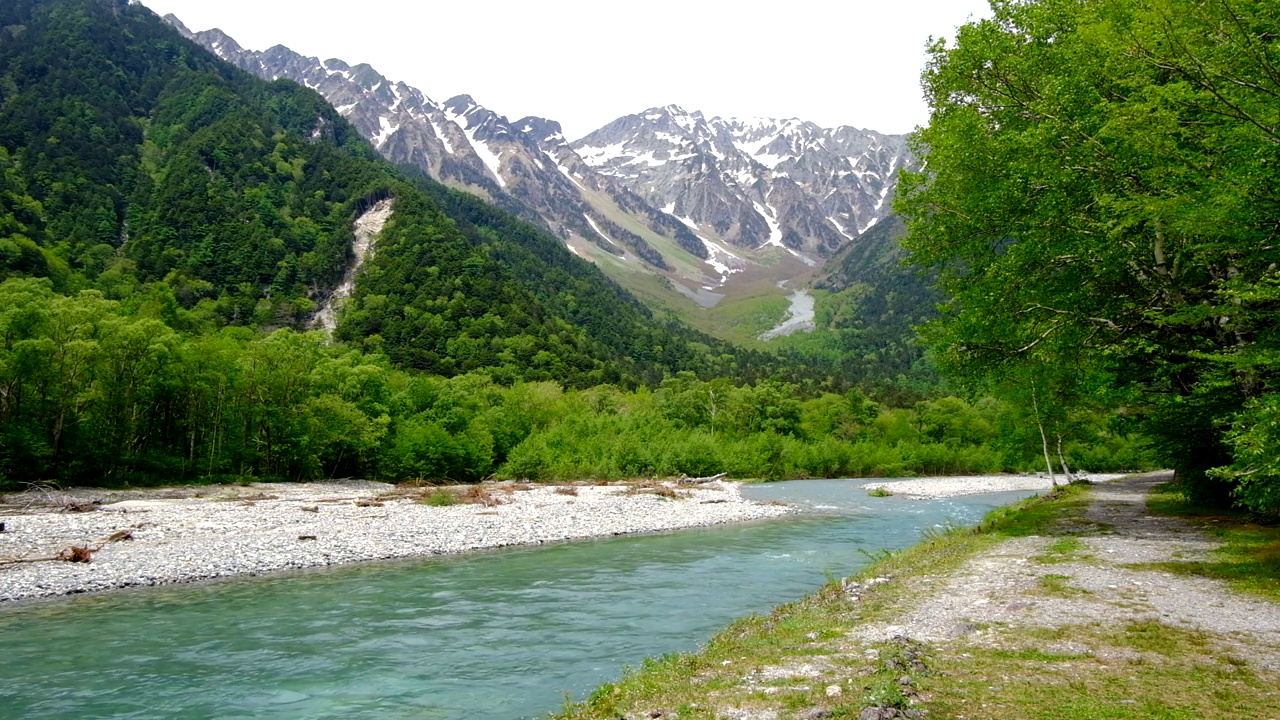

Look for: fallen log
[677,472,728,485]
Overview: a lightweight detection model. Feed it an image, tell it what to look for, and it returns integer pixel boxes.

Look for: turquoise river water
[0,480,1034,719]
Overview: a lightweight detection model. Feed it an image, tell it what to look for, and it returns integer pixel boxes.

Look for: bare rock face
[572,106,910,257]
[168,15,907,290]
[312,199,394,334]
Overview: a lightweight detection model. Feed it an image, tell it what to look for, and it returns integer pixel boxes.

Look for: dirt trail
[845,473,1280,668]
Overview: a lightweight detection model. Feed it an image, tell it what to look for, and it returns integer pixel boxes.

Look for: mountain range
[165,16,910,307]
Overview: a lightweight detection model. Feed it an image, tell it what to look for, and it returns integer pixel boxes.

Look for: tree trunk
[1056,433,1072,482]
[1031,382,1058,486]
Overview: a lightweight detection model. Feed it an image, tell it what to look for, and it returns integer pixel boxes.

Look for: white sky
[139,0,992,140]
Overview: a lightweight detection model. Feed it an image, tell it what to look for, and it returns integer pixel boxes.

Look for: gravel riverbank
[0,480,792,603]
[862,473,1126,499]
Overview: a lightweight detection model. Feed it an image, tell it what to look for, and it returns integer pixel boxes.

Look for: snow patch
[701,236,745,284]
[444,106,506,188]
[754,152,793,169]
[661,204,703,232]
[470,137,507,188]
[548,152,587,191]
[752,201,785,248]
[583,214,614,244]
[428,116,456,154]
[626,150,695,167]
[828,216,855,241]
[373,116,399,147]
[577,141,630,166]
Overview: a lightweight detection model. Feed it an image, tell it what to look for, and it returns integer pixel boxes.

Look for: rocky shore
[0,480,792,603]
[861,473,1126,499]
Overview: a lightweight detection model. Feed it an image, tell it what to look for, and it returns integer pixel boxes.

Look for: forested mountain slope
[0,0,777,387]
[808,215,939,384]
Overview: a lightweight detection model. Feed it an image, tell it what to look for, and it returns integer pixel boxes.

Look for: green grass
[926,623,1280,720]
[1144,483,1280,602]
[1034,536,1091,564]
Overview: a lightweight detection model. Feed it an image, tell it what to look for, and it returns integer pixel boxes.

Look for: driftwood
[0,556,48,567]
[1,543,103,566]
[677,472,728,485]
[57,545,98,563]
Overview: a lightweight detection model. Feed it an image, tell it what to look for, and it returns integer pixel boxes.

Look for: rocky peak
[167,13,909,301]
[515,117,565,147]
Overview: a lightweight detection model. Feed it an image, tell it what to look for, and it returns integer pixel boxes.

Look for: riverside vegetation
[0,293,1148,489]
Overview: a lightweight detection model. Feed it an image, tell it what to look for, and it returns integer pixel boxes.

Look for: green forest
[899,0,1280,515]
[0,275,1149,486]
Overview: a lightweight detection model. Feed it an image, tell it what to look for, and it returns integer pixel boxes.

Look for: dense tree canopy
[899,0,1280,513]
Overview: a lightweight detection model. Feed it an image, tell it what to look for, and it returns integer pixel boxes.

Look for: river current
[0,480,1033,719]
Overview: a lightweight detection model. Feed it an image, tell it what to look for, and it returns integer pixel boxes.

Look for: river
[758,290,816,340]
[0,480,1034,719]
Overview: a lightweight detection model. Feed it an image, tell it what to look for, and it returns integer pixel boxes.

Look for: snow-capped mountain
[574,106,907,258]
[165,16,685,268]
[167,15,907,296]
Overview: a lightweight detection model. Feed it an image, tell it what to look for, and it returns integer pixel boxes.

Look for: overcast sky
[140,0,992,140]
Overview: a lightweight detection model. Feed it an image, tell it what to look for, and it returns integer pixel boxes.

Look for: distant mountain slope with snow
[168,15,910,315]
[574,106,908,260]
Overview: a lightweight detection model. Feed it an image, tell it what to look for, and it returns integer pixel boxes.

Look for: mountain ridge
[167,16,911,308]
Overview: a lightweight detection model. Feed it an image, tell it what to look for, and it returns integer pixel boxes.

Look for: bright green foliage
[0,278,392,484]
[900,0,1280,512]
[494,378,1149,483]
[0,278,1151,489]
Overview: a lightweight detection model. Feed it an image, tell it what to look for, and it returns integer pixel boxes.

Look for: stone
[859,708,901,720]
[825,684,843,697]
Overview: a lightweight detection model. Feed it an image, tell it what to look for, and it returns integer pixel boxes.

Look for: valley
[166,15,913,341]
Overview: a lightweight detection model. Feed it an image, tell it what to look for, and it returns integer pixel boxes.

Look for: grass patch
[419,488,461,507]
[924,623,1279,720]
[1037,573,1090,597]
[554,485,1090,720]
[867,487,894,498]
[1146,483,1280,602]
[1034,536,1091,564]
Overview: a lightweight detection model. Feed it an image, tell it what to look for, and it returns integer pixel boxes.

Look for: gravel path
[848,472,1280,669]
[862,473,1126,499]
[0,480,791,603]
